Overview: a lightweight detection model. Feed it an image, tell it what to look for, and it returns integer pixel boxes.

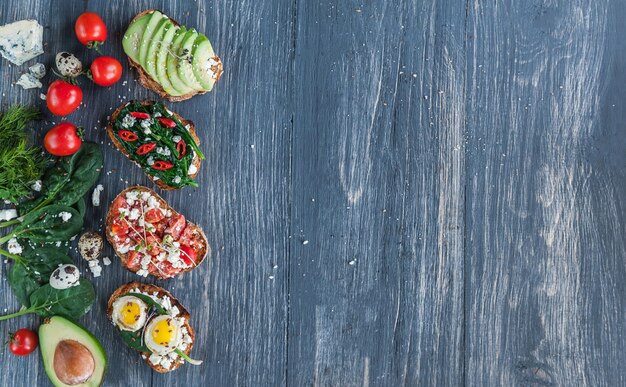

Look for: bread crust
[105,185,210,279]
[107,282,196,373]
[107,100,201,191]
[125,9,221,102]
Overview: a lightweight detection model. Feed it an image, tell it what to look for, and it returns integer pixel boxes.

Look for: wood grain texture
[288,1,465,385]
[2,0,626,386]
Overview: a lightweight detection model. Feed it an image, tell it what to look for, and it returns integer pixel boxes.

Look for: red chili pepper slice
[152,160,173,170]
[176,140,187,159]
[130,112,150,119]
[158,118,177,128]
[137,142,156,155]
[118,130,138,142]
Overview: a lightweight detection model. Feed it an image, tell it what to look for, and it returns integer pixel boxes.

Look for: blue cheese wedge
[16,72,42,89]
[0,20,43,65]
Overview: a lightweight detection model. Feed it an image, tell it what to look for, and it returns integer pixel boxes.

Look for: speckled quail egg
[144,315,182,354]
[111,296,149,332]
[49,264,80,290]
[55,52,83,77]
[78,231,103,261]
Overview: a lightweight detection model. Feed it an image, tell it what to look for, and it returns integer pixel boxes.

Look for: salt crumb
[302,240,309,245]
[348,259,356,265]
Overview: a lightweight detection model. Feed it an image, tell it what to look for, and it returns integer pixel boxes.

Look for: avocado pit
[53,339,95,385]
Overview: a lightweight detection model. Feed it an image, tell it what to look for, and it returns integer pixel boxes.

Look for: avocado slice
[166,26,196,95]
[177,29,204,91]
[144,18,172,78]
[40,316,107,387]
[155,23,181,96]
[191,34,220,91]
[122,13,151,62]
[138,11,163,67]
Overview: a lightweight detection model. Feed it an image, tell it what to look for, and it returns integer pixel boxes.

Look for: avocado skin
[39,316,107,387]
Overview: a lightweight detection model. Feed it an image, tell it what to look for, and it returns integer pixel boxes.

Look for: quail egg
[49,264,80,290]
[78,231,103,261]
[111,296,148,331]
[55,52,82,77]
[144,315,182,355]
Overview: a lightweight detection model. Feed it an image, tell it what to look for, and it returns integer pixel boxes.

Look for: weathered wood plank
[465,0,626,385]
[288,1,466,385]
[0,0,293,386]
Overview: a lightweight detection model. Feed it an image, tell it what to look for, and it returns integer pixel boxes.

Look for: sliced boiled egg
[144,315,181,355]
[111,296,148,332]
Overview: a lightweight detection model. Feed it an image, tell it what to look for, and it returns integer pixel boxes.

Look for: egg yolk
[121,301,142,326]
[151,318,177,346]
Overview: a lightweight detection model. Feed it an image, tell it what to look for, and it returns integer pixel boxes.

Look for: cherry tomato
[158,118,177,128]
[118,130,138,142]
[179,245,197,266]
[130,112,150,119]
[144,208,165,223]
[7,329,38,356]
[75,12,107,47]
[44,123,83,156]
[90,56,122,86]
[46,80,83,116]
[137,143,156,155]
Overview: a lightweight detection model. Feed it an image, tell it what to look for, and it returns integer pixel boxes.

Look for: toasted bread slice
[107,282,196,373]
[125,9,222,102]
[106,186,210,279]
[107,100,201,191]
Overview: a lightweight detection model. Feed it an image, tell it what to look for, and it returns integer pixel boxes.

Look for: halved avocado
[138,11,163,67]
[144,18,172,78]
[155,23,180,96]
[191,34,219,91]
[40,316,107,387]
[176,29,204,91]
[166,27,196,95]
[122,13,151,62]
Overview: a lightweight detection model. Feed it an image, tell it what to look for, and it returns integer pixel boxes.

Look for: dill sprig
[0,106,46,204]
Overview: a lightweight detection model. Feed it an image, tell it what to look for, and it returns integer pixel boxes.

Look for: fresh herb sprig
[0,106,47,204]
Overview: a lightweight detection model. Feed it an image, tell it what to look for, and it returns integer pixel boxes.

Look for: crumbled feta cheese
[128,208,140,221]
[88,260,102,277]
[188,164,198,176]
[0,209,18,221]
[59,211,72,222]
[92,184,104,206]
[173,176,181,184]
[140,191,151,201]
[149,353,162,365]
[140,119,154,134]
[121,114,136,128]
[136,268,149,277]
[125,191,139,204]
[147,156,155,166]
[117,244,131,254]
[172,135,182,143]
[154,112,162,117]
[103,256,111,266]
[7,238,22,254]
[31,179,42,191]
[156,147,171,156]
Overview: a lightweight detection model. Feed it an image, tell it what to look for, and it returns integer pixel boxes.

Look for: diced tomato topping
[179,226,196,246]
[128,227,145,243]
[111,219,129,236]
[153,261,178,278]
[130,111,150,119]
[158,118,177,128]
[127,250,142,270]
[146,234,162,256]
[179,245,197,266]
[144,208,165,223]
[153,220,168,234]
[168,214,186,240]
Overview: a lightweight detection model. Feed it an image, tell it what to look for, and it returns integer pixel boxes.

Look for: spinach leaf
[119,330,151,353]
[7,248,73,307]
[3,205,83,243]
[126,292,167,315]
[29,281,95,319]
[18,143,103,215]
[73,196,86,218]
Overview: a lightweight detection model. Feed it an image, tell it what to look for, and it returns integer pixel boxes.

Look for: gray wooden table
[1,0,625,386]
